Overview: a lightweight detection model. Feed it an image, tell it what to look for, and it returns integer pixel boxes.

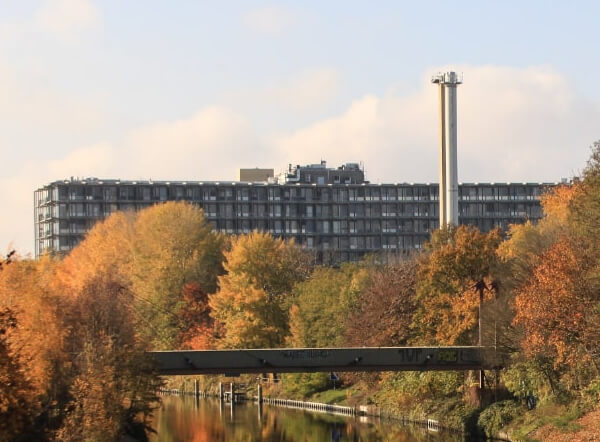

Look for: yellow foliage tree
[56,211,136,296]
[131,202,226,349]
[209,231,311,348]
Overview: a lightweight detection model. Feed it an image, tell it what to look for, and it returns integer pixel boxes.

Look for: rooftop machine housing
[277,161,366,185]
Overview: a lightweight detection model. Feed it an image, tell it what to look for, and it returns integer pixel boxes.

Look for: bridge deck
[149,346,500,376]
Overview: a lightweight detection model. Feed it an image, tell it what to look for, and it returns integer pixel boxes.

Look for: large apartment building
[34,162,553,262]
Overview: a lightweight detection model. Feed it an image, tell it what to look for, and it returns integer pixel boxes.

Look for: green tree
[209,231,311,348]
[289,263,368,348]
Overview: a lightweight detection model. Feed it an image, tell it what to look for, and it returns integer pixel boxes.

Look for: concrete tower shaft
[432,71,462,227]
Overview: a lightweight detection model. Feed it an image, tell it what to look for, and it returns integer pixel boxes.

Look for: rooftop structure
[276,161,365,185]
[239,168,274,182]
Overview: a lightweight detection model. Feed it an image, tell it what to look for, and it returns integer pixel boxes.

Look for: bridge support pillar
[194,379,198,397]
[257,384,262,403]
[219,382,223,399]
[479,369,485,406]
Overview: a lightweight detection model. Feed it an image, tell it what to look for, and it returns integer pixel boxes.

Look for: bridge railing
[148,346,503,376]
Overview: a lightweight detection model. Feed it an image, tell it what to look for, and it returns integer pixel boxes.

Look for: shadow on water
[150,396,463,442]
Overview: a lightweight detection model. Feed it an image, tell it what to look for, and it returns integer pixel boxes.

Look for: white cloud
[0,0,100,43]
[34,0,100,41]
[47,143,115,178]
[243,5,297,36]
[122,107,269,180]
[0,62,104,135]
[225,67,342,116]
[275,65,600,183]
[264,68,341,112]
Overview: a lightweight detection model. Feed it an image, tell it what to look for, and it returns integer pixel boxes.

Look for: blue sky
[1,1,599,253]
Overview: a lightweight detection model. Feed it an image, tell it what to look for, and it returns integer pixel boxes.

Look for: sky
[1,0,600,254]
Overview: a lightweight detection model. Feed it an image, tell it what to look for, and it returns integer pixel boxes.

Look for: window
[333,221,341,233]
[382,187,396,201]
[270,205,282,217]
[88,204,101,217]
[204,187,217,201]
[69,203,85,217]
[69,186,85,200]
[153,186,167,201]
[269,188,281,201]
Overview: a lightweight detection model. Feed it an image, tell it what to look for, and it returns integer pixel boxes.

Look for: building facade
[34,164,552,262]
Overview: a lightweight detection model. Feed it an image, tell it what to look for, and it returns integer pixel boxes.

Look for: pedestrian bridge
[149,346,502,376]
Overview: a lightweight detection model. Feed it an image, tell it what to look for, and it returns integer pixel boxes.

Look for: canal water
[150,396,463,441]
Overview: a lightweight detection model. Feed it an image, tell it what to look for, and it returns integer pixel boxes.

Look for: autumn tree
[209,231,311,348]
[0,257,68,437]
[345,257,418,347]
[570,140,600,258]
[289,263,369,348]
[0,307,37,440]
[414,225,502,345]
[509,143,600,373]
[495,183,579,353]
[513,237,600,370]
[57,274,161,441]
[178,282,216,349]
[56,211,136,296]
[131,202,226,349]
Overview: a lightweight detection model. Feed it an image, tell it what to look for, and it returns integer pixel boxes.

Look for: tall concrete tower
[432,71,462,227]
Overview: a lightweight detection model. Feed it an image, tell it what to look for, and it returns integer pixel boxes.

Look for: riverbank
[152,394,460,441]
[160,378,468,437]
[161,375,600,440]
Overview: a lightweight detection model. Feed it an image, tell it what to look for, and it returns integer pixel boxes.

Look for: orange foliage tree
[178,282,217,349]
[57,273,161,441]
[0,307,36,440]
[512,237,598,368]
[414,225,502,345]
[0,257,67,420]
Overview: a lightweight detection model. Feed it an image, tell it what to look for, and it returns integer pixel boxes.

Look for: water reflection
[151,396,462,442]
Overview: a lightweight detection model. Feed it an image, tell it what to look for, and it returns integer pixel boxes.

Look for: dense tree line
[3,142,600,439]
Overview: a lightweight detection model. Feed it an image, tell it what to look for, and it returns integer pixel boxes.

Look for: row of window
[38,213,532,246]
[210,219,436,235]
[36,236,426,261]
[37,231,429,253]
[39,183,548,204]
[36,201,542,220]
